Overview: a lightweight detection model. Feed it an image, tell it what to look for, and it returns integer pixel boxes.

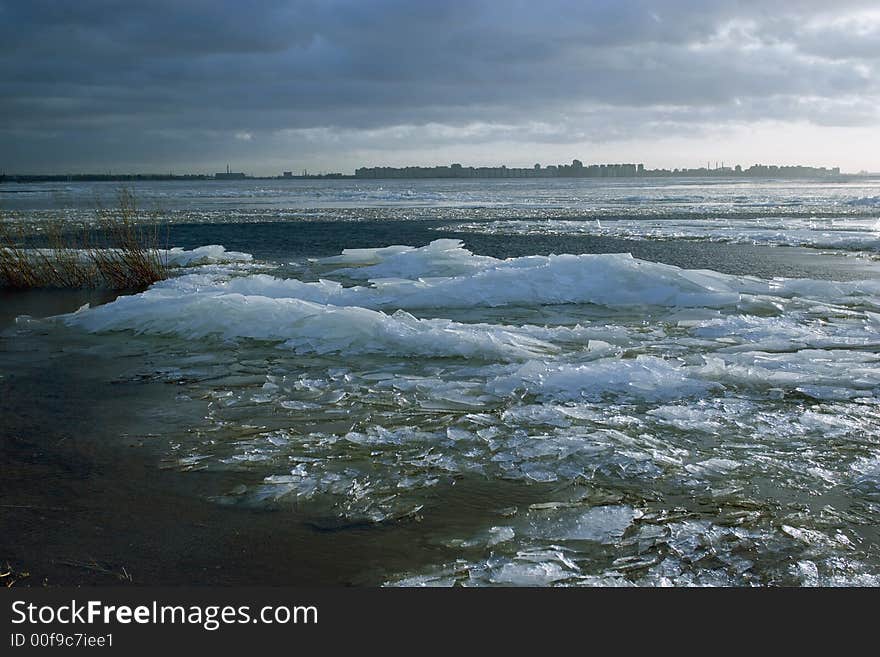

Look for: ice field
[4,177,880,586]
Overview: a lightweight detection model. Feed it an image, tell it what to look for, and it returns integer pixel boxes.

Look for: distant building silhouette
[215,164,246,180]
[354,160,841,180]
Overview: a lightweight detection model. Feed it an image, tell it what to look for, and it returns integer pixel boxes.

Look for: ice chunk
[328,239,496,279]
[61,290,564,360]
[648,404,725,433]
[491,356,715,402]
[522,505,638,543]
[697,350,880,394]
[160,245,253,266]
[685,458,741,476]
[317,244,415,266]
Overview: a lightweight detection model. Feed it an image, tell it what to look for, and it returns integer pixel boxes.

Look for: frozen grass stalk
[0,189,168,289]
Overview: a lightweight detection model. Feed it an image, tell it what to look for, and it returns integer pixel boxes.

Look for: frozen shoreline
[3,234,878,586]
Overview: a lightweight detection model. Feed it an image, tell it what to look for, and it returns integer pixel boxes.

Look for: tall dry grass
[0,189,168,289]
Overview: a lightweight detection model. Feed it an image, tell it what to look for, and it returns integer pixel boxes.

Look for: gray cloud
[1,0,878,172]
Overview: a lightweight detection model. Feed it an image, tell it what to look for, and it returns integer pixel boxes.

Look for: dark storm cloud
[1,0,878,171]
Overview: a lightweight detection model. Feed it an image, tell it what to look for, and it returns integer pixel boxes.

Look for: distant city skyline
[2,1,879,175]
[1,159,849,182]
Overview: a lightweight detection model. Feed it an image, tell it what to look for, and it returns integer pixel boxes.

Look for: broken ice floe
[38,238,880,585]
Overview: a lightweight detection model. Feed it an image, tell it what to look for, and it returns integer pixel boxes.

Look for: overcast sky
[2,0,879,174]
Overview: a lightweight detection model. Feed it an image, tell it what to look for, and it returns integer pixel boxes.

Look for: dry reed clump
[0,190,168,289]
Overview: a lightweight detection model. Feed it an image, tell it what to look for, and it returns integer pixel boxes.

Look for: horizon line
[2,159,869,179]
